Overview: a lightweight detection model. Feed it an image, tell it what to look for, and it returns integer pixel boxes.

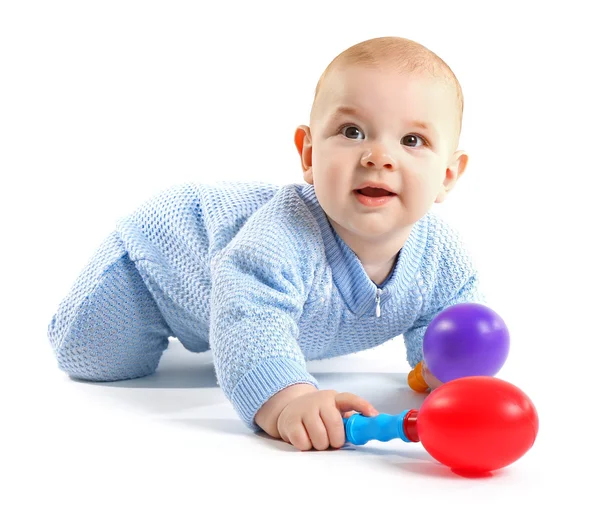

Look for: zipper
[375,288,383,318]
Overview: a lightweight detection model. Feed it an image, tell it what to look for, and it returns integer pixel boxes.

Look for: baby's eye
[402,134,426,147]
[340,125,365,140]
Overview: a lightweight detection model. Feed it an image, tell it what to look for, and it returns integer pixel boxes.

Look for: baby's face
[303,65,462,244]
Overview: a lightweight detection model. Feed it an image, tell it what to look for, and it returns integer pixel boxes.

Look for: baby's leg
[48,232,172,382]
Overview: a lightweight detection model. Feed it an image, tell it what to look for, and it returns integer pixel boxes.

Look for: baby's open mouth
[355,187,396,197]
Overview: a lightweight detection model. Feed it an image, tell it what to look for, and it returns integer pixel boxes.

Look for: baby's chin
[331,216,411,242]
[355,226,411,242]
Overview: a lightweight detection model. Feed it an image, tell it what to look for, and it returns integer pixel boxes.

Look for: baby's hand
[277,390,378,451]
[421,362,444,391]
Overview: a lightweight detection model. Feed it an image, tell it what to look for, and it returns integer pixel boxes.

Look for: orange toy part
[408,361,430,392]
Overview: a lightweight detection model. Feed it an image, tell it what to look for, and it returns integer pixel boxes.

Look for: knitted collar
[295,183,429,316]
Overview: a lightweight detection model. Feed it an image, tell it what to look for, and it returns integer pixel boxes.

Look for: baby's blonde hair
[311,36,464,145]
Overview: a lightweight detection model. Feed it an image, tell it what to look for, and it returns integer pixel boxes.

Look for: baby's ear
[435,151,468,203]
[294,125,313,183]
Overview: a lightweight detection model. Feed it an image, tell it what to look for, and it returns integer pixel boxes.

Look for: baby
[47,36,484,451]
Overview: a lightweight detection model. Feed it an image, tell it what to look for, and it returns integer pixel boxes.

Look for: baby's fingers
[282,422,312,451]
[334,392,378,417]
[320,406,346,449]
[303,412,330,451]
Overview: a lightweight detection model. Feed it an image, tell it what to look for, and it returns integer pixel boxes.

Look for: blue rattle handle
[343,411,411,445]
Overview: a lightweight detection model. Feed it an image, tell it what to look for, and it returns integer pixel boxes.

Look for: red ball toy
[417,376,539,473]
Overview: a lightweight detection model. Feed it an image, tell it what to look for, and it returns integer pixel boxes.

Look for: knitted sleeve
[208,190,322,430]
[403,214,486,368]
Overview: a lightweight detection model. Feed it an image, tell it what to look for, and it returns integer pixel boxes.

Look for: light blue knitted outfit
[47,181,484,430]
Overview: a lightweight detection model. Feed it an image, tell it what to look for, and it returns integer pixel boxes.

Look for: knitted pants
[47,232,173,382]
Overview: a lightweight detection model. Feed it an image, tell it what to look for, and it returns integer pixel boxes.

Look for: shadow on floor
[68,340,430,433]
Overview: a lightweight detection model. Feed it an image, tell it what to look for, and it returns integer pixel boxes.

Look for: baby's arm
[404,215,485,378]
[210,240,376,450]
[209,235,320,431]
[404,273,484,371]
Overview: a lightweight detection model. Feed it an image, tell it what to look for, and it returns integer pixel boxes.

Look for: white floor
[4,324,593,509]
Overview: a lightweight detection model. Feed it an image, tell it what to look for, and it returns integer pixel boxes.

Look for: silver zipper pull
[375,288,382,318]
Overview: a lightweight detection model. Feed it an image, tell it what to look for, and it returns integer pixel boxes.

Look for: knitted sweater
[49,181,484,430]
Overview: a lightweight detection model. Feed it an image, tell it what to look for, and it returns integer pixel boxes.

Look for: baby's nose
[360,148,397,170]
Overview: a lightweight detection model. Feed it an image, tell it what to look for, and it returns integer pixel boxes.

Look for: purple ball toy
[423,303,510,383]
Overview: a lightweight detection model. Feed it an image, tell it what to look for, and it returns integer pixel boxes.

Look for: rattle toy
[408,302,510,392]
[344,376,538,474]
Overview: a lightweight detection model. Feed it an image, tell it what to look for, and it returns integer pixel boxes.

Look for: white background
[1,1,598,508]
